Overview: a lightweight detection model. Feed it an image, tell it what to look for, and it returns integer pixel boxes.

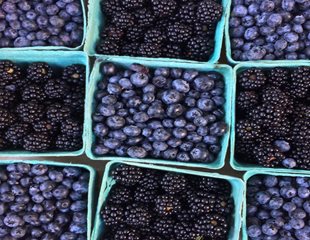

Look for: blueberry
[229,17,241,28]
[289,218,305,230]
[182,70,199,82]
[298,187,310,199]
[11,226,26,238]
[72,180,88,194]
[268,197,284,209]
[267,14,282,27]
[172,79,190,93]
[106,116,125,129]
[70,191,83,201]
[290,208,307,219]
[2,2,16,14]
[130,73,149,87]
[274,39,288,51]
[262,222,278,236]
[60,232,77,240]
[284,32,299,43]
[127,146,147,158]
[31,165,48,176]
[232,5,248,17]
[190,147,209,162]
[209,122,227,136]
[264,176,278,187]
[123,125,141,137]
[258,210,270,220]
[274,140,290,152]
[69,222,86,234]
[303,201,310,213]
[260,0,275,12]
[244,26,259,40]
[295,226,310,240]
[4,214,22,228]
[282,0,295,11]
[246,46,266,60]
[176,152,190,162]
[248,225,262,238]
[255,13,270,26]
[66,3,83,16]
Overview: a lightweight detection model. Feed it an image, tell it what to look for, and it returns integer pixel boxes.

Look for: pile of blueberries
[247,174,310,240]
[0,163,89,239]
[92,63,228,163]
[229,0,310,61]
[0,0,84,48]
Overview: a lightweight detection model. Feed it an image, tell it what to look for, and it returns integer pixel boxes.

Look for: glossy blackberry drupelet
[97,0,223,61]
[92,63,228,164]
[0,163,89,238]
[102,164,234,240]
[235,66,310,170]
[247,175,310,240]
[0,61,85,153]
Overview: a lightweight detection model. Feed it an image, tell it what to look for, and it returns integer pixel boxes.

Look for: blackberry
[188,192,219,215]
[16,101,45,124]
[0,108,16,129]
[152,218,175,237]
[151,0,177,18]
[290,66,310,99]
[108,185,133,205]
[112,165,143,186]
[253,144,285,168]
[162,44,182,59]
[44,79,69,99]
[96,39,121,55]
[176,209,196,222]
[155,195,181,216]
[256,132,275,146]
[196,0,222,24]
[0,60,21,84]
[122,43,139,56]
[236,120,261,140]
[111,12,135,29]
[174,222,199,240]
[114,228,141,240]
[23,133,52,152]
[268,68,290,88]
[237,91,259,111]
[177,2,197,24]
[261,86,291,108]
[62,64,86,86]
[60,118,82,137]
[0,89,16,108]
[22,85,46,101]
[193,22,216,37]
[26,63,53,84]
[144,235,163,240]
[101,0,123,16]
[269,119,291,138]
[194,214,229,239]
[160,172,187,195]
[138,43,162,57]
[33,120,59,135]
[5,123,31,146]
[55,134,82,151]
[139,171,160,190]
[198,177,232,196]
[248,104,286,127]
[144,28,166,44]
[125,204,152,227]
[292,119,310,148]
[235,138,255,157]
[101,205,124,226]
[134,186,157,203]
[122,0,145,9]
[134,8,155,27]
[293,103,310,120]
[46,103,71,123]
[238,68,267,90]
[167,22,192,44]
[293,146,310,169]
[101,26,125,43]
[126,26,145,42]
[63,91,85,114]
[0,132,9,150]
[185,36,214,61]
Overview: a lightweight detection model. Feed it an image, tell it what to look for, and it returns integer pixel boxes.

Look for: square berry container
[0,159,96,240]
[224,0,310,65]
[85,57,233,169]
[242,170,310,240]
[0,1,87,51]
[84,0,229,64]
[91,161,244,240]
[0,50,89,157]
[230,61,310,172]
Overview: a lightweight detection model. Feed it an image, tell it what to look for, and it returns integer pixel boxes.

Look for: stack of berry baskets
[243,170,310,240]
[231,62,310,172]
[0,51,89,157]
[0,159,96,240]
[0,0,86,50]
[225,0,310,64]
[85,0,229,63]
[92,161,244,240]
[86,58,233,169]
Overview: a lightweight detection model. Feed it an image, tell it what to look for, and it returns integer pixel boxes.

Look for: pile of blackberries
[247,174,310,240]
[101,164,234,240]
[97,0,223,61]
[92,63,228,163]
[0,60,85,152]
[0,163,89,239]
[229,0,310,61]
[0,0,84,48]
[235,66,309,169]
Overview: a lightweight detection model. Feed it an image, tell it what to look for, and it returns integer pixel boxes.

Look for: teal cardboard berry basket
[0,159,96,240]
[91,161,245,240]
[230,61,310,172]
[84,0,229,64]
[85,57,233,169]
[0,0,87,51]
[224,0,310,65]
[0,51,89,157]
[242,170,310,240]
